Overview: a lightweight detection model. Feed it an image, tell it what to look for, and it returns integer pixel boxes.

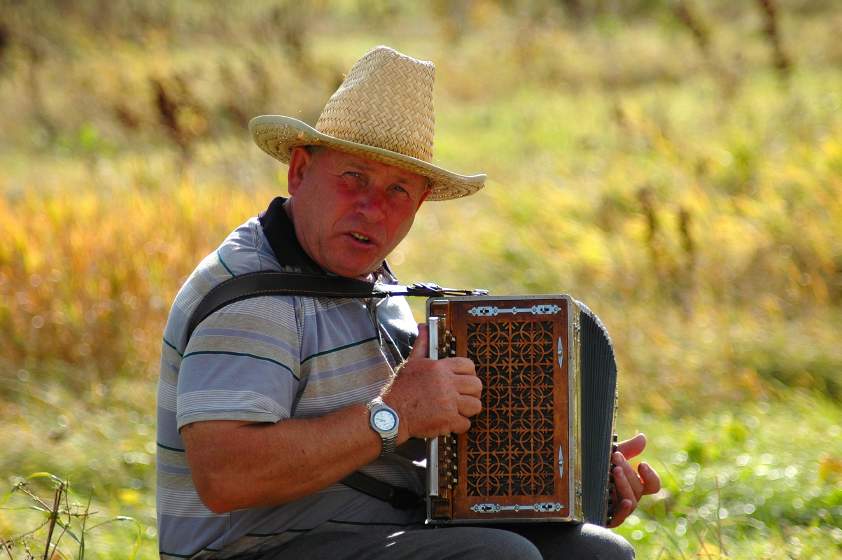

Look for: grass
[1,1,841,558]
[1,377,157,559]
[0,473,143,560]
[619,394,842,558]
[3,376,839,559]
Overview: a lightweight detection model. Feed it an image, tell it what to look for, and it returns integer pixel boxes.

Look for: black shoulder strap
[185,270,487,341]
[186,271,374,340]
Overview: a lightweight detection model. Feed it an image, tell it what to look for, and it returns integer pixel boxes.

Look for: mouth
[348,231,376,246]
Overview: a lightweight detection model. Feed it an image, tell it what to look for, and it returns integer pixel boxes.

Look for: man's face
[286,147,431,278]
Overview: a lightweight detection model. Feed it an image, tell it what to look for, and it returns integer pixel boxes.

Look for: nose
[355,188,387,222]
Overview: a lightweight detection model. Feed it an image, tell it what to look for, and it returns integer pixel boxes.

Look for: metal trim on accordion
[424,295,618,526]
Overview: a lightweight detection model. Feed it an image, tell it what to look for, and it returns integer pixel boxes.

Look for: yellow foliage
[818,455,842,484]
[118,488,142,506]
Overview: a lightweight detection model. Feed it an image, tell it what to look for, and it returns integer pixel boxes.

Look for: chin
[327,263,378,279]
[320,249,384,278]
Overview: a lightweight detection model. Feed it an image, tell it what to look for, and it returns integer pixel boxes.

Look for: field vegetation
[1,1,840,558]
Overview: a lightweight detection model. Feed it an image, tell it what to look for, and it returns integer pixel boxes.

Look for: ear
[287,147,312,195]
[415,184,432,210]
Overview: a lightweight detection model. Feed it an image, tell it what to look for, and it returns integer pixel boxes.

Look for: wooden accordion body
[425,295,618,525]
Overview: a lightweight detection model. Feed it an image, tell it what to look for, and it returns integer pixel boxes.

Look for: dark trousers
[230,522,634,560]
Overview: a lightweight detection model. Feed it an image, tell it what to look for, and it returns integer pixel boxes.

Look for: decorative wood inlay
[465,319,556,497]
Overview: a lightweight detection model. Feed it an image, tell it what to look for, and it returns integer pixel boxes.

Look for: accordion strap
[340,471,423,510]
[185,270,486,341]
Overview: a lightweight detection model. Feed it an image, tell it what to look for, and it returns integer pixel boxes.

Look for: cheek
[387,212,416,243]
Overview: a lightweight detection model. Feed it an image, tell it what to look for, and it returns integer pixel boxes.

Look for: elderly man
[156,46,659,560]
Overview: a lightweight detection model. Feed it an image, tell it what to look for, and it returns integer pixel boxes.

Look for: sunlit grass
[1,376,158,559]
[619,394,842,559]
[3,375,839,559]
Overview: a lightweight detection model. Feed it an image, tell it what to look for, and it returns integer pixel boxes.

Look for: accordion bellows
[425,295,618,525]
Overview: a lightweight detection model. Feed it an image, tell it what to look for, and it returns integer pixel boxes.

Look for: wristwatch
[367,397,399,456]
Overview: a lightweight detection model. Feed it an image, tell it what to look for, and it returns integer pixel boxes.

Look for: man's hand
[384,324,482,441]
[607,433,661,528]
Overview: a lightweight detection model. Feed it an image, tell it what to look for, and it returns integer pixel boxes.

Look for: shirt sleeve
[176,295,302,429]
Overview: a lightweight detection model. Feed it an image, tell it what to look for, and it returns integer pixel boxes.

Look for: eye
[340,171,368,189]
[389,184,411,198]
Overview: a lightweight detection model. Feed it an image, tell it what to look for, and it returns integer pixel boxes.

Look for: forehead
[316,148,429,186]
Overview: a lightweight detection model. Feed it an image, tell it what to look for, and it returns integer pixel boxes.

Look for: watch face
[372,409,397,431]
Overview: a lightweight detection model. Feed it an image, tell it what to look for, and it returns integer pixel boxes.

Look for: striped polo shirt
[156,198,424,559]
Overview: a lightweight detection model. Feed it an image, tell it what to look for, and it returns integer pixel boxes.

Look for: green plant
[0,474,142,560]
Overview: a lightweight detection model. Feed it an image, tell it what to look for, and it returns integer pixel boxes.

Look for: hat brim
[249,115,485,201]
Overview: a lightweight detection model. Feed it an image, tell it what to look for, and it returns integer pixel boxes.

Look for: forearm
[181,337,482,514]
[182,403,401,513]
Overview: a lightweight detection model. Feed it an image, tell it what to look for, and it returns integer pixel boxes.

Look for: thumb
[408,323,429,359]
[616,433,647,460]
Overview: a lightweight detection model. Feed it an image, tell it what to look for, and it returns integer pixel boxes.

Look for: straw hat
[249,46,485,201]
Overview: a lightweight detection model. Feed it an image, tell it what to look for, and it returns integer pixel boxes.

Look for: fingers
[456,394,482,418]
[452,370,482,398]
[450,414,472,435]
[639,462,661,495]
[607,498,634,528]
[607,448,662,527]
[612,449,661,499]
[610,452,640,524]
[442,356,475,375]
[609,463,639,527]
[613,464,639,501]
[616,433,647,460]
[613,451,644,498]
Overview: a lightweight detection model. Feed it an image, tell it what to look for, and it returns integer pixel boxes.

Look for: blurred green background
[1,1,840,558]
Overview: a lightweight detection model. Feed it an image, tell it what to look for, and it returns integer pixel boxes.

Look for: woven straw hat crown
[249,46,485,200]
[316,47,435,162]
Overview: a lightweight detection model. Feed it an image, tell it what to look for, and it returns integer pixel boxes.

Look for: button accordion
[425,295,618,525]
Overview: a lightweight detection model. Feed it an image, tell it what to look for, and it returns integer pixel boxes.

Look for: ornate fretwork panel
[465,319,555,497]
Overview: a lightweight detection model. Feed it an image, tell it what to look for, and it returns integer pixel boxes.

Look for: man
[156,46,660,560]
